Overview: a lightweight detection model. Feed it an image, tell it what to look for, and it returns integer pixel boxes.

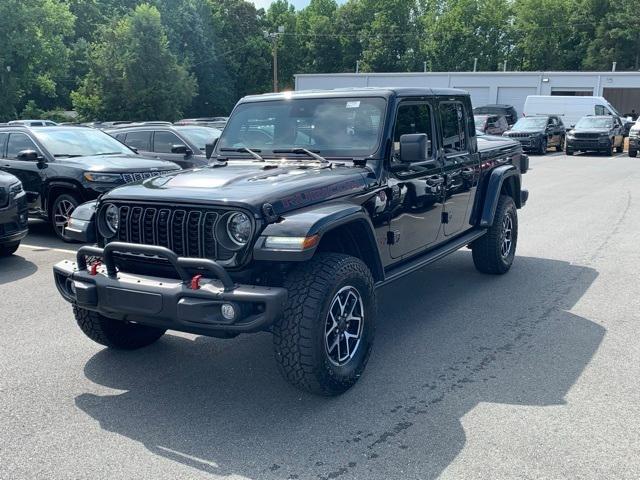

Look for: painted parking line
[20,244,79,255]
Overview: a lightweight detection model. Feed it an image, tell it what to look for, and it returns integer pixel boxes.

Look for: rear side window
[123,131,151,151]
[153,131,182,153]
[0,133,7,157]
[439,102,468,154]
[7,133,39,159]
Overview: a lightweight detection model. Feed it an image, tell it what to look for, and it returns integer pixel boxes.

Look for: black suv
[503,115,566,154]
[0,126,180,241]
[473,104,518,126]
[54,88,528,395]
[565,115,625,156]
[109,124,222,169]
[0,171,28,256]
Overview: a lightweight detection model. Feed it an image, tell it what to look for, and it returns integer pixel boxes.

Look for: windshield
[474,115,489,125]
[511,117,547,131]
[218,97,386,158]
[576,117,613,129]
[176,126,221,151]
[33,128,134,157]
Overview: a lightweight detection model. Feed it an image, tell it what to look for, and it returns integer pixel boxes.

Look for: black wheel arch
[253,202,385,282]
[44,179,87,213]
[471,165,523,228]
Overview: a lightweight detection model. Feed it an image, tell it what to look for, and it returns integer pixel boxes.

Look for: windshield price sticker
[346,101,360,109]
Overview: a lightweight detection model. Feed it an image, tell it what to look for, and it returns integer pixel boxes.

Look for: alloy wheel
[324,285,364,366]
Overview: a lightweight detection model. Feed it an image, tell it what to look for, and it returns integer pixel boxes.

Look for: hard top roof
[240,87,469,103]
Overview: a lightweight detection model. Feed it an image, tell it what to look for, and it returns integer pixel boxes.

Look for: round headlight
[104,204,119,234]
[226,212,251,246]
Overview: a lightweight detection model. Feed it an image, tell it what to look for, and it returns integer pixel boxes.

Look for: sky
[251,0,345,10]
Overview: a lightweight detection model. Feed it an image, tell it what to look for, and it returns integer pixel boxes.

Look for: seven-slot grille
[0,187,7,209]
[508,133,532,138]
[573,132,601,139]
[122,171,173,184]
[111,204,237,260]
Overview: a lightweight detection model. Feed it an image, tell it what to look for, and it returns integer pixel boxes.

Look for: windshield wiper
[220,147,264,161]
[272,148,329,164]
[54,154,83,158]
[94,152,123,156]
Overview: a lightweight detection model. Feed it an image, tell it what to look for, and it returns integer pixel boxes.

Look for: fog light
[221,303,236,321]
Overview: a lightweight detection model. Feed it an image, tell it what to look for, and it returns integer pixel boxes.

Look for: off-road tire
[0,241,20,257]
[74,306,166,349]
[272,253,376,396]
[472,195,518,275]
[630,149,638,158]
[50,192,81,242]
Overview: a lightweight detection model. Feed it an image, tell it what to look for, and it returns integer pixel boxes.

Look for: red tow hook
[190,274,203,290]
[89,261,102,276]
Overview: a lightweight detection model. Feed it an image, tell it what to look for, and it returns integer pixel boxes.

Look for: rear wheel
[616,144,623,153]
[630,149,638,158]
[272,253,376,396]
[0,241,20,257]
[472,195,518,274]
[50,192,80,242]
[74,306,166,349]
[565,146,574,156]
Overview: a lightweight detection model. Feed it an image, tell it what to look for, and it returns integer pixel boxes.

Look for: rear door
[438,98,477,237]
[122,130,152,155]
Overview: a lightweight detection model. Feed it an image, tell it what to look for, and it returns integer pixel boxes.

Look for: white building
[295,71,640,117]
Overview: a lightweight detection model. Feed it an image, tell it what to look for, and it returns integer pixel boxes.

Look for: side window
[153,131,183,153]
[595,105,606,116]
[439,102,468,154]
[7,133,39,159]
[123,131,151,151]
[393,102,434,160]
[0,133,8,157]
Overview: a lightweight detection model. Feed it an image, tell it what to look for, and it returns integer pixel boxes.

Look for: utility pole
[267,26,285,93]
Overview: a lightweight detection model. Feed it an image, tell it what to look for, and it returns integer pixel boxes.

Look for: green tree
[297,0,343,74]
[0,0,74,121]
[72,4,197,121]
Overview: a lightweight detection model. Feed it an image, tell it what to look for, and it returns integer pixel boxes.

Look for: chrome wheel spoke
[324,286,365,367]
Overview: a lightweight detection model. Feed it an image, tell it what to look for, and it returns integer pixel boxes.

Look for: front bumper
[566,138,609,151]
[629,137,639,150]
[53,242,287,336]
[0,191,29,244]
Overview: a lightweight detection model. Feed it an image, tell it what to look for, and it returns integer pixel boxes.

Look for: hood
[59,154,180,172]
[505,129,544,135]
[0,170,20,187]
[477,135,520,151]
[571,128,609,134]
[101,161,369,215]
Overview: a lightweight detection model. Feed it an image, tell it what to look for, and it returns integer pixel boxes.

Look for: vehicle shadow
[22,219,84,251]
[75,252,603,479]
[0,253,38,285]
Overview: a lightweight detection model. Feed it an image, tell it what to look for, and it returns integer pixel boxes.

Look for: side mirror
[399,133,430,163]
[205,138,218,159]
[171,144,192,155]
[17,149,41,162]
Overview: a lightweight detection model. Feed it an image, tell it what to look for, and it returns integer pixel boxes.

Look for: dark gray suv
[109,125,222,169]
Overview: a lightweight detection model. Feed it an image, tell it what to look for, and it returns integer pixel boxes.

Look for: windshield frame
[216,96,388,160]
[32,127,136,158]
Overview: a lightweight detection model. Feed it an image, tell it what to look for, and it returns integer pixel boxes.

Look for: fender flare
[478,165,522,227]
[253,202,384,281]
[43,179,86,210]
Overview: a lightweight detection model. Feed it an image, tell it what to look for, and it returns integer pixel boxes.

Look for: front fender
[253,202,384,279]
[478,165,522,228]
[65,200,97,243]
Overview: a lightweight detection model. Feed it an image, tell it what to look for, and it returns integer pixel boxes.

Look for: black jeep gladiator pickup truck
[53,88,528,395]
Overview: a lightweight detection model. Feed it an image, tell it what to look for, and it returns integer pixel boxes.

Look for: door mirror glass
[399,133,430,163]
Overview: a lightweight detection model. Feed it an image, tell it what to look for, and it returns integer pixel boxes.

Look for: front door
[1,132,46,208]
[152,131,192,168]
[388,99,445,259]
[438,99,477,236]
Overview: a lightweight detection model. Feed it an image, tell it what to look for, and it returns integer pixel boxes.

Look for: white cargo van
[523,96,622,128]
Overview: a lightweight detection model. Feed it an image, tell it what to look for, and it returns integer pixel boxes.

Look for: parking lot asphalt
[1,151,639,480]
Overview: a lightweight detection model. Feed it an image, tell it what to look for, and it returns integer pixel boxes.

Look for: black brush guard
[53,242,287,336]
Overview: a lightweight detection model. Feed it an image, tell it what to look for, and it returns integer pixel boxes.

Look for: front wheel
[556,136,564,152]
[616,144,623,153]
[50,193,80,242]
[0,241,20,257]
[272,253,376,396]
[630,149,638,158]
[472,195,518,274]
[539,138,547,155]
[74,306,166,349]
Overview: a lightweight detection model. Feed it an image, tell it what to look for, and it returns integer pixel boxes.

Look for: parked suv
[473,104,518,126]
[0,126,180,241]
[0,172,28,256]
[503,115,565,154]
[53,88,528,395]
[565,115,625,156]
[628,120,640,157]
[8,119,58,127]
[474,114,509,135]
[109,125,222,169]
